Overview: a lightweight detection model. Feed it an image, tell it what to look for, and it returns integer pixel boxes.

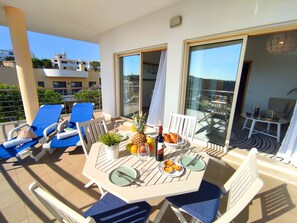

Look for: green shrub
[0,84,63,122]
[99,133,122,147]
[73,88,102,109]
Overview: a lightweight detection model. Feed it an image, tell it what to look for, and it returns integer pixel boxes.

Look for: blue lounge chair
[40,102,94,157]
[0,104,64,161]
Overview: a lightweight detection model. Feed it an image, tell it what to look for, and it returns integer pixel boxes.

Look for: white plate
[158,161,184,177]
[164,137,187,149]
[144,127,157,135]
[118,132,128,141]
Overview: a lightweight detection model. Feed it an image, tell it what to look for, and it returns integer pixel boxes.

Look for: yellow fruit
[131,126,136,132]
[126,143,133,152]
[147,137,154,144]
[130,145,138,154]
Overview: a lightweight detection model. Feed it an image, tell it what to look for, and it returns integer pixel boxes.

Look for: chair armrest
[57,119,69,133]
[8,123,30,140]
[40,123,59,144]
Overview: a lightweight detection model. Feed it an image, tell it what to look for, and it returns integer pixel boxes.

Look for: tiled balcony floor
[1,144,297,223]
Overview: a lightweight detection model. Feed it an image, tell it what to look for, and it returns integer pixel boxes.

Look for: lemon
[131,126,136,132]
[130,144,138,154]
[147,137,154,144]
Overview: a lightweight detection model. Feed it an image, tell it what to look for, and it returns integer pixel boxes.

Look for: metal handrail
[0,87,102,123]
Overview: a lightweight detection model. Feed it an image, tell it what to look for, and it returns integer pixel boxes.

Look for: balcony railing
[0,87,102,123]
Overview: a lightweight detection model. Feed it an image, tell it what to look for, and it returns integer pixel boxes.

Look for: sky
[0,26,100,61]
[189,43,242,81]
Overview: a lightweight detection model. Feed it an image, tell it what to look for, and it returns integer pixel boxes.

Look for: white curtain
[276,101,297,167]
[146,50,167,127]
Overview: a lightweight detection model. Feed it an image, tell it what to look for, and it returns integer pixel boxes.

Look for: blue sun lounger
[0,104,64,161]
[40,102,94,158]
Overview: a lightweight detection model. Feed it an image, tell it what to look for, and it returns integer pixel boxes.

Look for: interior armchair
[260,97,296,121]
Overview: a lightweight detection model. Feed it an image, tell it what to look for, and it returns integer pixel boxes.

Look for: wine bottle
[254,104,260,118]
[155,125,164,161]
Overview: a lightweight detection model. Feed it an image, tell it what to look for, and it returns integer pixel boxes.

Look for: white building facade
[0,49,14,61]
[51,52,92,71]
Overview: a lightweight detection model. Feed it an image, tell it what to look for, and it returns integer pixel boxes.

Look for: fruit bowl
[126,138,155,155]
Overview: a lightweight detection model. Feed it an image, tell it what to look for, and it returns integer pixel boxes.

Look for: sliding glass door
[119,50,162,118]
[119,54,141,118]
[185,39,246,147]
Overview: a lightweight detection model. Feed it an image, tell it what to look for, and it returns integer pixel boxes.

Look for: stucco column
[4,6,39,124]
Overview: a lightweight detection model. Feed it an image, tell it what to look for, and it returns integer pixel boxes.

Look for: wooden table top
[83,130,209,203]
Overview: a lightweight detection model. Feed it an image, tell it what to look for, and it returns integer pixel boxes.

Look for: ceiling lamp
[266,32,295,54]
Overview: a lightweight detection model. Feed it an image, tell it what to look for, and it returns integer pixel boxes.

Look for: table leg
[277,123,281,143]
[154,200,170,223]
[242,118,248,130]
[248,120,256,138]
[267,123,271,134]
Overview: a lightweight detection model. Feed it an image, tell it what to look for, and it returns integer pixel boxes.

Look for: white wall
[244,32,297,112]
[98,0,297,125]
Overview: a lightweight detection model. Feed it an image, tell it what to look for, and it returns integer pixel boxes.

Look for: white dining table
[83,130,209,204]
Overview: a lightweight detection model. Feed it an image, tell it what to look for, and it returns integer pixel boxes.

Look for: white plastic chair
[154,148,263,223]
[167,112,197,141]
[77,117,107,158]
[77,117,108,191]
[29,182,151,223]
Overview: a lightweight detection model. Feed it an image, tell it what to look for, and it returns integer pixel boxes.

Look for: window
[89,81,96,87]
[53,81,67,95]
[71,81,82,93]
[53,81,66,88]
[37,81,44,87]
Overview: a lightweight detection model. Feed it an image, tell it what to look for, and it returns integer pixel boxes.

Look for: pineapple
[131,112,147,145]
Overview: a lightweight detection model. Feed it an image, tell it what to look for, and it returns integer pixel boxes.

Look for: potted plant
[99,133,122,160]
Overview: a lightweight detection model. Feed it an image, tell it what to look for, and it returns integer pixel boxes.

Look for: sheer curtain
[276,101,297,167]
[146,50,167,127]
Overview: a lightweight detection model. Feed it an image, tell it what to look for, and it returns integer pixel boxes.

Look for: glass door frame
[181,35,248,152]
[115,45,167,118]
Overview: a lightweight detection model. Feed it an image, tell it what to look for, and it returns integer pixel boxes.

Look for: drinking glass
[179,134,188,160]
[137,143,150,174]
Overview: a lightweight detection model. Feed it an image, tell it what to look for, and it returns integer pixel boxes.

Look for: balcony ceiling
[0,0,181,43]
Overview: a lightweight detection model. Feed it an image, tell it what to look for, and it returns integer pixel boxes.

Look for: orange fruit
[130,144,138,154]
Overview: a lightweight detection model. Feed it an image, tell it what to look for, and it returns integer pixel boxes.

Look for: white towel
[57,130,78,140]
[3,138,33,149]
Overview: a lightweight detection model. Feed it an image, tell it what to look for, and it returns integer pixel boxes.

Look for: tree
[4,56,14,61]
[37,87,63,104]
[90,61,100,71]
[32,58,43,68]
[32,58,53,68]
[0,84,63,122]
[74,88,102,109]
[41,59,53,68]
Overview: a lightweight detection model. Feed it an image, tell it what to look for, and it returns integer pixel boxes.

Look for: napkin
[3,138,32,149]
[57,130,78,140]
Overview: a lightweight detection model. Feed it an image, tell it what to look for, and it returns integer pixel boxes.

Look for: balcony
[1,112,297,222]
[1,1,297,222]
